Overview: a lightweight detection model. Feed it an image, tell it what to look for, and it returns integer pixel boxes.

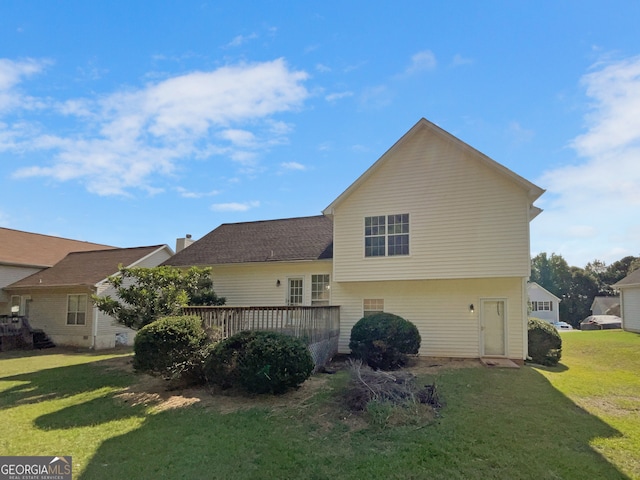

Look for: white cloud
[507,121,534,145]
[451,54,474,67]
[226,33,258,48]
[404,50,437,75]
[280,161,306,171]
[0,58,49,112]
[175,187,221,198]
[211,201,260,212]
[4,58,310,196]
[532,56,640,266]
[325,91,353,102]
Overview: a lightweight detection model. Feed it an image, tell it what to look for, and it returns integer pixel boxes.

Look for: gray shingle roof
[7,245,166,288]
[164,216,333,266]
[614,268,640,288]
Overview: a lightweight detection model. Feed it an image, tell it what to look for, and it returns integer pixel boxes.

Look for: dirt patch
[103,354,335,414]
[101,354,480,416]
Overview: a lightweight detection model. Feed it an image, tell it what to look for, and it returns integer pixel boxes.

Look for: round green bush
[528,317,562,366]
[205,330,314,394]
[133,315,210,381]
[349,313,421,370]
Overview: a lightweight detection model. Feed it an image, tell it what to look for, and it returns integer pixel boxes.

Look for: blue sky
[1,1,639,268]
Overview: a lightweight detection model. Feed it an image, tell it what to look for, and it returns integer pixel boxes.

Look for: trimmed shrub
[133,315,212,382]
[528,317,562,366]
[205,330,314,394]
[349,313,421,370]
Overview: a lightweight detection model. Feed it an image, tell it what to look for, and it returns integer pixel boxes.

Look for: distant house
[527,282,560,324]
[0,227,114,316]
[613,268,640,333]
[165,118,545,363]
[590,296,620,317]
[5,245,173,349]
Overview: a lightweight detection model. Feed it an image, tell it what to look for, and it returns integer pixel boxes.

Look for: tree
[93,266,225,330]
[530,253,571,297]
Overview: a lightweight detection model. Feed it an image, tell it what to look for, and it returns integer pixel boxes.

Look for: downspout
[522,277,528,361]
[91,286,99,349]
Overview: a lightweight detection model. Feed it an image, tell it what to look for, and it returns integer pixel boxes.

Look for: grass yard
[1,330,638,479]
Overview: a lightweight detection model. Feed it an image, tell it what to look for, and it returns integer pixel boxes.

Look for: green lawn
[1,331,638,479]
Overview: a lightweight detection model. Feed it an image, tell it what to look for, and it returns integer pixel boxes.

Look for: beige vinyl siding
[332,127,532,282]
[620,287,640,333]
[92,282,137,348]
[17,287,94,347]
[0,265,42,309]
[210,261,333,306]
[332,277,526,360]
[132,248,173,268]
[90,248,173,348]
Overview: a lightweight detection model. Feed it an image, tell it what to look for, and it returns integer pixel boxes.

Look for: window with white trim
[311,274,330,306]
[363,299,384,317]
[364,214,409,257]
[531,301,552,311]
[67,294,87,325]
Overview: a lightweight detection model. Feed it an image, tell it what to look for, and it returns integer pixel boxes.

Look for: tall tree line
[530,253,640,327]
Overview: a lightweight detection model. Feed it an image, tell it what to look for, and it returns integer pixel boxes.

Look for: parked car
[580,315,622,330]
[553,321,574,331]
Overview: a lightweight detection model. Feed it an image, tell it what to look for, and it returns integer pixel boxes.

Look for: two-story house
[165,118,544,363]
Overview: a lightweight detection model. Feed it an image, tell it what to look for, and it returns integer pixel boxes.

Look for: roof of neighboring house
[6,245,168,289]
[590,296,620,310]
[323,118,545,217]
[613,268,640,288]
[527,282,561,301]
[0,227,115,268]
[164,216,333,267]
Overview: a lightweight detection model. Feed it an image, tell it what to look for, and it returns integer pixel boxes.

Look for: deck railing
[183,305,340,371]
[0,316,25,336]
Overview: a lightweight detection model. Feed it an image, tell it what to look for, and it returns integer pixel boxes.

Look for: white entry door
[481,299,507,356]
[287,278,303,306]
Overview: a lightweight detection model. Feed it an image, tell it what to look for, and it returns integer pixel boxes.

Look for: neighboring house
[165,118,545,363]
[5,245,173,349]
[612,268,640,333]
[527,282,560,324]
[590,296,620,317]
[0,227,114,316]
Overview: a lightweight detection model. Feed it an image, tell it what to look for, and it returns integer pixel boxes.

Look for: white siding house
[527,282,560,324]
[613,269,640,333]
[165,118,545,363]
[5,245,173,349]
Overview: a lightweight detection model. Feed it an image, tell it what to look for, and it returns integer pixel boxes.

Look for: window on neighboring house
[363,299,384,317]
[311,274,330,306]
[364,214,409,257]
[531,301,552,311]
[67,294,87,325]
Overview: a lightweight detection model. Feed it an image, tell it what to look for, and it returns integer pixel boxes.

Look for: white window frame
[364,214,410,257]
[67,294,88,326]
[311,274,330,306]
[363,299,384,317]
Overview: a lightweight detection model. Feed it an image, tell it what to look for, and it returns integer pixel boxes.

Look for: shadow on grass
[0,356,134,410]
[76,365,631,480]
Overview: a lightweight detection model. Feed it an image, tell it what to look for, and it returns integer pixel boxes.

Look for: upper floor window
[311,274,330,306]
[67,294,87,325]
[364,214,409,257]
